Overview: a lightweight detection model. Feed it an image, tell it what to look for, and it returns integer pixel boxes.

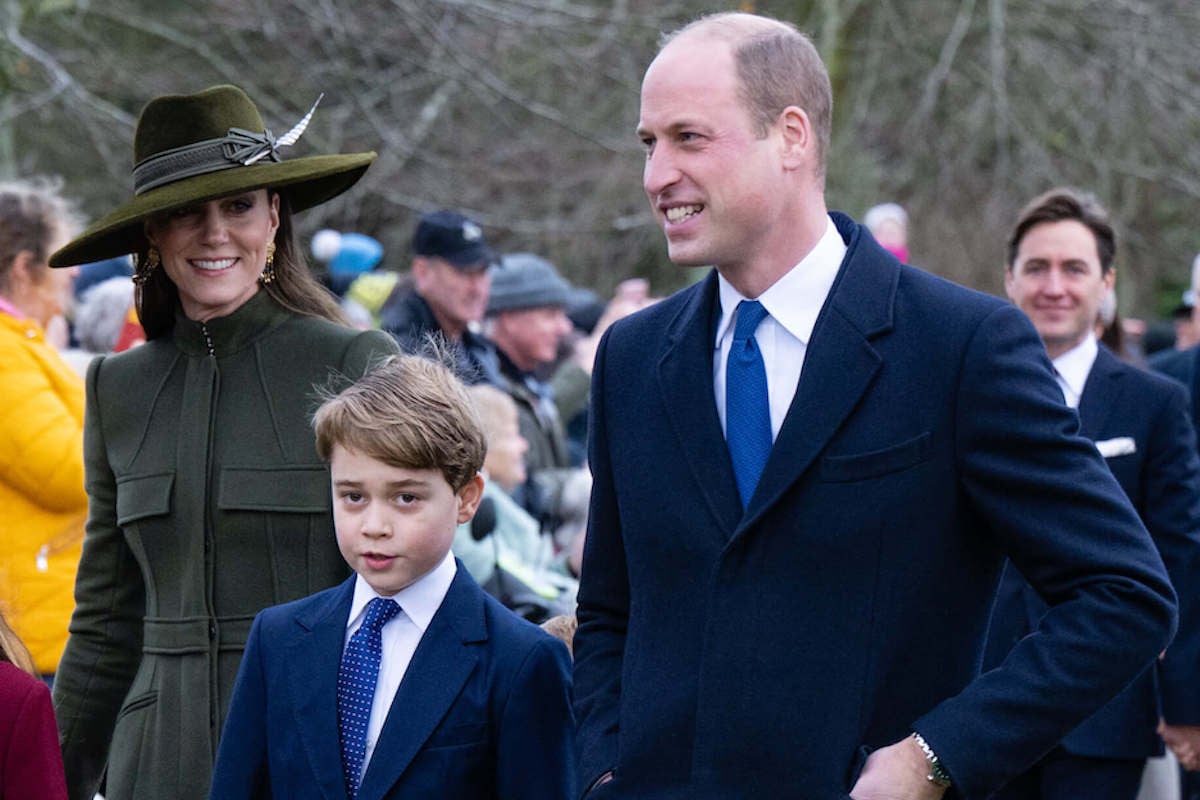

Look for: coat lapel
[740,214,893,532]
[657,271,744,536]
[286,578,356,800]
[357,567,485,800]
[1076,345,1122,439]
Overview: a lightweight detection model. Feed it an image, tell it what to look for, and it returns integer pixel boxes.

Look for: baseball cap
[412,210,495,270]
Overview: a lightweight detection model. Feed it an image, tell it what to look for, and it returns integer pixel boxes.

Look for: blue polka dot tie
[338,597,400,798]
[726,300,773,509]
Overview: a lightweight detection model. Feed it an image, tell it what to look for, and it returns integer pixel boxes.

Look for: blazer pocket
[820,432,932,483]
[116,472,174,525]
[424,721,488,749]
[217,465,330,513]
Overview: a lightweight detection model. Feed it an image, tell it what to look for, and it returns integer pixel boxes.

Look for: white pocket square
[1096,437,1136,458]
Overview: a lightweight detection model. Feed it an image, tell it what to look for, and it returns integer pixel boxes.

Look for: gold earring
[260,241,277,285]
[133,247,160,286]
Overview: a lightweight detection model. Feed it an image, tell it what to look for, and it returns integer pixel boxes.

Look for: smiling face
[1006,219,1115,359]
[330,444,483,596]
[145,189,280,322]
[638,34,799,283]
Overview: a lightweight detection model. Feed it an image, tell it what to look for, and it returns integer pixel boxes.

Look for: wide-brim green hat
[50,84,375,267]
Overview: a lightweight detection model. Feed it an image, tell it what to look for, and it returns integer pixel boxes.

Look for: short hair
[864,203,908,233]
[1007,187,1116,274]
[467,383,518,444]
[662,13,833,178]
[312,354,486,491]
[0,177,82,294]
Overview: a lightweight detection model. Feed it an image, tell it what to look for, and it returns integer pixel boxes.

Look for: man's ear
[456,473,486,524]
[778,105,813,170]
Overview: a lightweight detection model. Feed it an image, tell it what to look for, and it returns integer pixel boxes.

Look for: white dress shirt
[1050,334,1099,410]
[344,551,456,780]
[714,215,847,439]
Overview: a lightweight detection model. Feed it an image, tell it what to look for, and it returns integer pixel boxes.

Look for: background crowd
[4,6,1200,800]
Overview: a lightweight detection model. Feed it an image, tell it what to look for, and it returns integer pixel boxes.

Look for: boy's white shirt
[344,550,457,780]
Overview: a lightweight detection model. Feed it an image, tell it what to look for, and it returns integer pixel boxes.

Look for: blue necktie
[726,300,772,509]
[338,597,400,799]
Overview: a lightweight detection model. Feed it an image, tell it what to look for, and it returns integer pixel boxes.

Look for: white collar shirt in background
[345,551,456,780]
[1050,333,1098,410]
[714,215,847,439]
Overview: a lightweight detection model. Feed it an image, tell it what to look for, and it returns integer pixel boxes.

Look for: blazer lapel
[357,568,485,800]
[657,271,743,535]
[1076,346,1122,439]
[287,578,356,800]
[740,214,893,531]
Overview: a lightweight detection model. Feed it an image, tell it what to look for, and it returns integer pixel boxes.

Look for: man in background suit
[1152,252,1200,438]
[572,12,1177,800]
[988,187,1200,798]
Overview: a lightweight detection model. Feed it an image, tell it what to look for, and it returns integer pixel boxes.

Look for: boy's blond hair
[466,383,519,443]
[313,354,486,491]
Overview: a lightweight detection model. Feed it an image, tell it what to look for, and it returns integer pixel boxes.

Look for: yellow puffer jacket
[0,311,87,674]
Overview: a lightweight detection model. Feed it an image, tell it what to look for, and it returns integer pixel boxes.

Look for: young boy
[209,354,576,799]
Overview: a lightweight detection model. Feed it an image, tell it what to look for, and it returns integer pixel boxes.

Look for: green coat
[53,291,397,800]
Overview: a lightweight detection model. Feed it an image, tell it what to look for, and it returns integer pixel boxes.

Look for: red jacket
[0,661,67,799]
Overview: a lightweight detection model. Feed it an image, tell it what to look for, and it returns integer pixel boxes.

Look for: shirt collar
[1051,333,1099,403]
[714,215,847,346]
[348,550,457,634]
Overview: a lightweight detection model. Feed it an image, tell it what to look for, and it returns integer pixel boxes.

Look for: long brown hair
[0,608,37,676]
[134,190,349,339]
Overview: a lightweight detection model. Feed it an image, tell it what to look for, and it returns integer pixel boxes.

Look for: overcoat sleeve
[53,354,147,800]
[913,305,1177,797]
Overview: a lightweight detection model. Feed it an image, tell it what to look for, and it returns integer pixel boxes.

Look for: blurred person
[1173,291,1199,352]
[71,255,133,302]
[573,12,1175,800]
[452,384,577,620]
[989,187,1200,800]
[553,277,657,466]
[484,253,577,534]
[864,201,909,262]
[310,229,384,328]
[58,275,140,375]
[0,179,87,684]
[47,84,398,800]
[0,608,68,799]
[1152,252,1200,439]
[377,209,502,385]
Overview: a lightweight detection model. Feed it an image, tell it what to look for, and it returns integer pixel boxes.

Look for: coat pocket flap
[115,472,174,525]
[820,432,932,482]
[218,465,330,513]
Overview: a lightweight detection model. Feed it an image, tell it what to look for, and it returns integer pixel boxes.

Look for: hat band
[132,127,281,196]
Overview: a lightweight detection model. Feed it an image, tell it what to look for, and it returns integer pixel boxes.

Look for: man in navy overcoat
[572,13,1177,800]
[986,188,1200,798]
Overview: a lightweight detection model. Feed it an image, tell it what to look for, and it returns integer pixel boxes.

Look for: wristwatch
[911,732,952,788]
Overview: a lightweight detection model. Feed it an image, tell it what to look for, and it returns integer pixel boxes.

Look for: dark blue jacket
[986,345,1200,758]
[210,563,576,799]
[573,214,1176,800]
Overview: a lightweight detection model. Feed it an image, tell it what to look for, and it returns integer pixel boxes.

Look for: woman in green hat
[49,85,397,800]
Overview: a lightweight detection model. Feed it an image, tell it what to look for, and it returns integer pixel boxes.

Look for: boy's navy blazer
[987,344,1200,758]
[572,213,1177,799]
[210,562,575,800]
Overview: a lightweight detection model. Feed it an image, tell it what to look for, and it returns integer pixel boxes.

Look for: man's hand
[1159,721,1200,771]
[850,736,948,800]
